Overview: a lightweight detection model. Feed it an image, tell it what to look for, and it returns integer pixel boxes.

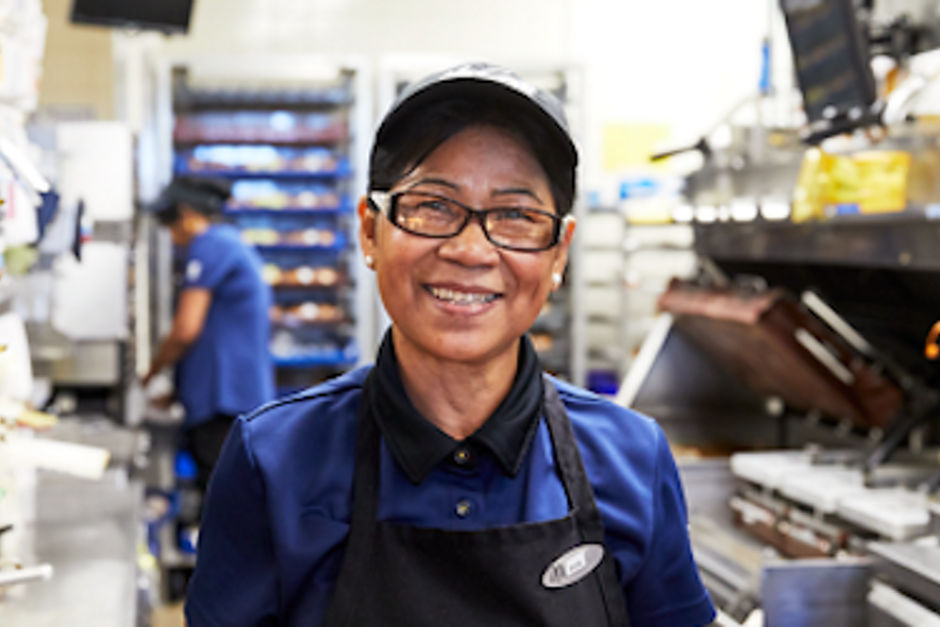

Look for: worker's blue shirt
[176,223,274,427]
[187,363,715,626]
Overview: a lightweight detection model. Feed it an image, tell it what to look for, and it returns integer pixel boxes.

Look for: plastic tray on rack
[224,204,352,217]
[836,489,933,541]
[173,110,349,145]
[256,241,346,254]
[730,450,816,490]
[271,343,359,368]
[777,466,868,514]
[227,181,346,211]
[174,166,351,181]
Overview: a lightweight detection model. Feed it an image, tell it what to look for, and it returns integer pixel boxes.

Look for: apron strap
[541,375,603,535]
[320,371,381,626]
[349,370,382,525]
[542,376,632,626]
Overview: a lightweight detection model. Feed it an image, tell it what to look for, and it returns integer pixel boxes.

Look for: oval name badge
[541,543,605,589]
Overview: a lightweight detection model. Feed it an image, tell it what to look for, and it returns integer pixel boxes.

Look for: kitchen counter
[0,419,148,627]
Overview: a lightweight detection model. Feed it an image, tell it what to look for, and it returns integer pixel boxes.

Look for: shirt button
[455,499,473,518]
[453,447,472,465]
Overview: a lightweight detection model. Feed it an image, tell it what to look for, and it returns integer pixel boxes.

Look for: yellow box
[792,149,910,221]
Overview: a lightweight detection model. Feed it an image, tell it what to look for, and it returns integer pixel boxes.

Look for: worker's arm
[142,287,212,385]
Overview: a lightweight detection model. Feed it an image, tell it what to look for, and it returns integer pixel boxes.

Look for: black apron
[320,374,631,626]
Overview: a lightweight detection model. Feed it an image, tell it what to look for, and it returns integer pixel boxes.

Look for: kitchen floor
[152,602,186,627]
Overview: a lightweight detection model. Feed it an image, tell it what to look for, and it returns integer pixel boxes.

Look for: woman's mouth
[425,285,502,305]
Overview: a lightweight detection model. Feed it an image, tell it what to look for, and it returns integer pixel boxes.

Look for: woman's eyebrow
[407,177,459,191]
[492,187,543,204]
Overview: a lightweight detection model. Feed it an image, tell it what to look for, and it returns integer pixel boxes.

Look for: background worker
[143,176,274,494]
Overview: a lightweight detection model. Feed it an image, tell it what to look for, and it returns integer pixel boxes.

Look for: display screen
[70,0,194,33]
[780,0,875,123]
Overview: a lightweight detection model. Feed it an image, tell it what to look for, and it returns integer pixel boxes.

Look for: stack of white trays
[730,450,936,541]
[730,450,815,491]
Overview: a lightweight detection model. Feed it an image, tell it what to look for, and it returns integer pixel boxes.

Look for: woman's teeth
[427,286,499,304]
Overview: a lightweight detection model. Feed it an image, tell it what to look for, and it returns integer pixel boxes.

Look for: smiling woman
[185,63,717,627]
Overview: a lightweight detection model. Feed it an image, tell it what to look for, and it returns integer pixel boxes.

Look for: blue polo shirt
[176,224,274,427]
[186,360,715,625]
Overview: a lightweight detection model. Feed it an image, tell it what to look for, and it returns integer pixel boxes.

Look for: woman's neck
[391,329,519,440]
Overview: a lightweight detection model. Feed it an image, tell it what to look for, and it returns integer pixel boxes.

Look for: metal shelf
[272,319,352,330]
[255,242,346,253]
[224,205,352,216]
[172,87,352,111]
[270,282,349,291]
[174,166,351,181]
[272,351,358,368]
[173,135,349,147]
[694,216,940,272]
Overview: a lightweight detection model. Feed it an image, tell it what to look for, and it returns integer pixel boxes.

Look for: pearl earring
[551,272,562,287]
[364,255,374,269]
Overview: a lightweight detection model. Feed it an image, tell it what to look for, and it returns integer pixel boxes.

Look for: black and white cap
[148,176,232,222]
[374,62,578,173]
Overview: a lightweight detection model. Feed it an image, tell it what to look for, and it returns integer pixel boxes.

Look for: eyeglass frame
[366,190,573,252]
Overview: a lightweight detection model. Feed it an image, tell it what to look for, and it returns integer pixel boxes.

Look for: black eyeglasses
[367,190,570,252]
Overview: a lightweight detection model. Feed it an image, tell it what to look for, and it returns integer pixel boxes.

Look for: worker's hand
[141,370,175,408]
[148,393,176,410]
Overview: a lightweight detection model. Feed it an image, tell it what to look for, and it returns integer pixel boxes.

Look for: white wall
[570,0,785,200]
[163,0,572,62]
[151,0,794,202]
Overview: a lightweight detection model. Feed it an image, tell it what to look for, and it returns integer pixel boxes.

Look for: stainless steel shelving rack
[170,67,362,396]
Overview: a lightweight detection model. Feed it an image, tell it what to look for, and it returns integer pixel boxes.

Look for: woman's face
[166,205,207,247]
[168,219,189,247]
[359,124,574,367]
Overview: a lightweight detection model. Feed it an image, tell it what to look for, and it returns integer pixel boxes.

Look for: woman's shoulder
[549,375,667,481]
[236,366,370,459]
[189,224,245,252]
[247,365,369,421]
[186,224,239,259]
[550,375,660,443]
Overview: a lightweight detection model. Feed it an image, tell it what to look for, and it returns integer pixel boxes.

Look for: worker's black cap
[148,176,231,223]
[371,62,578,185]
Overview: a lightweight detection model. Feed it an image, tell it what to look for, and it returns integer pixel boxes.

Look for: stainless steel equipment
[623,266,940,624]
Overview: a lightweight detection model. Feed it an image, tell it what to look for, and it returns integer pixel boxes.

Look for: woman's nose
[437,215,499,264]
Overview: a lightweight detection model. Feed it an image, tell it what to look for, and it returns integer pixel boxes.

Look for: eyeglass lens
[392,192,559,251]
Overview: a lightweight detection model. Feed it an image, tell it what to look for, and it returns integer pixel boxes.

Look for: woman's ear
[551,215,576,285]
[358,196,377,263]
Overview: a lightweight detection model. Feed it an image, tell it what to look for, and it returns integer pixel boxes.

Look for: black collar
[366,330,544,484]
